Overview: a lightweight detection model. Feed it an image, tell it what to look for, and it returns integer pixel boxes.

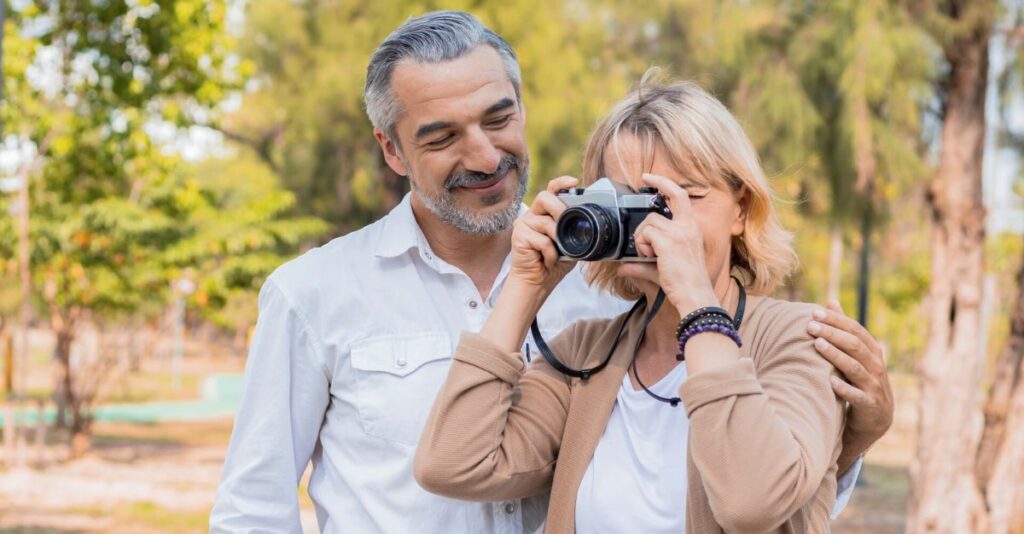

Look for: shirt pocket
[349,332,453,446]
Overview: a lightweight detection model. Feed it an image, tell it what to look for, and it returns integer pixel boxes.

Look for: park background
[0,0,1022,532]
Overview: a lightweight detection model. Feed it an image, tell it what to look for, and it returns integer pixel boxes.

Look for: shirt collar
[373,194,423,259]
[373,193,530,259]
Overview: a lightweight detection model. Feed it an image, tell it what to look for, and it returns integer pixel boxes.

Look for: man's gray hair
[364,11,522,142]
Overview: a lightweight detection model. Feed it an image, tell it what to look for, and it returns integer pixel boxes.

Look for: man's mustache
[444,155,521,191]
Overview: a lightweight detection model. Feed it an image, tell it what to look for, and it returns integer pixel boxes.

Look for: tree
[975,241,1024,532]
[225,0,632,234]
[628,0,932,321]
[970,7,1024,532]
[907,0,995,531]
[4,0,325,454]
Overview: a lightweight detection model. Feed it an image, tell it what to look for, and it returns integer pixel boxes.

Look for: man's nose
[461,127,502,175]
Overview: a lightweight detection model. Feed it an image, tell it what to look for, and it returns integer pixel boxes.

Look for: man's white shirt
[210,193,860,533]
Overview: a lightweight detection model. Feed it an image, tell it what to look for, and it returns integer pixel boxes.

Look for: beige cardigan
[414,296,845,533]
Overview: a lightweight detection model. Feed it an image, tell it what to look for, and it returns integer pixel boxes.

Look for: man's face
[375,45,529,235]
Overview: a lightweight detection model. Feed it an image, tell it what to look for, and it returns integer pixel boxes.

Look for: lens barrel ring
[556,204,618,260]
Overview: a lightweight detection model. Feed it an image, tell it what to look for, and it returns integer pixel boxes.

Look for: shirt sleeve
[831,455,863,518]
[210,278,330,533]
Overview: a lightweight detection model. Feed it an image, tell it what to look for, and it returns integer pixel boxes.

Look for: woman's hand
[619,173,719,315]
[508,176,579,293]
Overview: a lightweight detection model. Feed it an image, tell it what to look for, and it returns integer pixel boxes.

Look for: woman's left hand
[618,173,720,315]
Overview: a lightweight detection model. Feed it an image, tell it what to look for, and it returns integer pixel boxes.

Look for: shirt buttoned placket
[494,499,523,534]
[416,241,524,533]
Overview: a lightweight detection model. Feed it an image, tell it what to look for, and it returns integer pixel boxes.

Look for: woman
[413,74,845,533]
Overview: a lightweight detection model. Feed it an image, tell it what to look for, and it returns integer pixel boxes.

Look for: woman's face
[602,133,747,290]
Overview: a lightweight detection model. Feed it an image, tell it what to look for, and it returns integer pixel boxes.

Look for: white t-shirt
[576,362,691,533]
[575,360,864,532]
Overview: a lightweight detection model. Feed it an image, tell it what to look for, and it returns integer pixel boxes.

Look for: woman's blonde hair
[582,70,797,299]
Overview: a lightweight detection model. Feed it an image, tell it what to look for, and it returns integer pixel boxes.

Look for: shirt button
[468,300,479,309]
[504,502,516,514]
[396,357,407,367]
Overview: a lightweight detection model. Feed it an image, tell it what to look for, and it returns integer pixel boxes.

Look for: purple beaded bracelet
[676,322,742,361]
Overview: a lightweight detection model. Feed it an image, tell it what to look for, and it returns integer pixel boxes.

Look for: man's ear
[374,128,408,176]
[732,187,751,237]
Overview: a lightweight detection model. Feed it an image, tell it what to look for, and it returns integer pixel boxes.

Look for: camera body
[555,178,672,261]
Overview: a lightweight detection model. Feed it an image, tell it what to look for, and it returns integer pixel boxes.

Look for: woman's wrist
[672,291,720,319]
[481,277,551,353]
[503,275,556,306]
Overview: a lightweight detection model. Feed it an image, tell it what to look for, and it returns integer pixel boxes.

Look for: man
[210,11,892,533]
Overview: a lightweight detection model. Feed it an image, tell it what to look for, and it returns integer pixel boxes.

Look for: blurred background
[0,0,1022,532]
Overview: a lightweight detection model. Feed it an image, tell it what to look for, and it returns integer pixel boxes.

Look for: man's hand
[806,300,894,476]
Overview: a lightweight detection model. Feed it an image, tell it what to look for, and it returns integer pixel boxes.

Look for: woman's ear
[731,187,751,237]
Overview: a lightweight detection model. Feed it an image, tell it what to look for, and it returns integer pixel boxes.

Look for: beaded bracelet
[676,322,742,361]
[675,306,732,339]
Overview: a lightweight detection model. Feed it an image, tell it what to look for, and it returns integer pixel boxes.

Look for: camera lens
[556,204,618,260]
[562,216,594,255]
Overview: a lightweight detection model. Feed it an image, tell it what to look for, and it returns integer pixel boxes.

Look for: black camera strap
[530,297,646,380]
[528,276,747,406]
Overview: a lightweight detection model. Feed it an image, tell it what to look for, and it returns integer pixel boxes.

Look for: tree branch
[208,122,286,174]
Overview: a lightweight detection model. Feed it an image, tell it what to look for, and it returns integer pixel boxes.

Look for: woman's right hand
[508,176,580,293]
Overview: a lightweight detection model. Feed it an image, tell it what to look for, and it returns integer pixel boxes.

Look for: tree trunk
[976,249,1024,533]
[827,227,843,304]
[856,209,872,326]
[908,5,993,532]
[52,326,73,429]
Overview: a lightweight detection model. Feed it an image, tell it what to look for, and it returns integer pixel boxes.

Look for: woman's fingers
[532,176,579,219]
[546,175,579,194]
[640,173,693,219]
[617,261,658,284]
[520,230,550,265]
[522,212,558,242]
[531,190,569,220]
[633,219,657,257]
[635,209,694,258]
[518,220,561,272]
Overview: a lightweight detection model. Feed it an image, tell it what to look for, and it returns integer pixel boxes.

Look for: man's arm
[806,300,895,475]
[210,279,330,533]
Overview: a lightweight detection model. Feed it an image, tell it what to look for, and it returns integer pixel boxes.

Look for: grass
[92,419,235,449]
[104,371,205,404]
[121,502,210,532]
[19,366,226,408]
[65,501,210,533]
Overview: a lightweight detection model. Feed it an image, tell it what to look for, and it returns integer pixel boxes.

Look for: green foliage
[603,0,942,368]
[2,0,1019,374]
[173,153,328,329]
[228,0,632,231]
[3,1,325,333]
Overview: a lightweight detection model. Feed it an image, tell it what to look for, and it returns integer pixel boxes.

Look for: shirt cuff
[831,455,863,518]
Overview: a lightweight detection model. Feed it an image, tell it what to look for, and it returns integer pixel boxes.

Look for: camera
[555,178,672,261]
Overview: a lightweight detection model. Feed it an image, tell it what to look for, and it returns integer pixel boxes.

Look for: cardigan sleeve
[679,301,845,533]
[413,323,581,502]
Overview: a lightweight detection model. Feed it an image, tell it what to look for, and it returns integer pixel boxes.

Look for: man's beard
[409,154,529,236]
